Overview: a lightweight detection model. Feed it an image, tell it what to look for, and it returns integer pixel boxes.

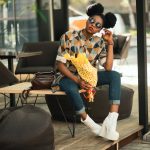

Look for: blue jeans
[59,70,121,115]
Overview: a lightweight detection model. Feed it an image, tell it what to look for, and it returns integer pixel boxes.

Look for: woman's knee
[59,78,79,93]
[110,71,121,81]
[66,86,79,94]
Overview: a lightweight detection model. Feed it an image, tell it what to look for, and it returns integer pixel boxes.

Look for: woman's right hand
[78,79,92,90]
[57,62,92,90]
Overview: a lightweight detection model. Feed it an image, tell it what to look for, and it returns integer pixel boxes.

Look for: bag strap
[22,86,32,100]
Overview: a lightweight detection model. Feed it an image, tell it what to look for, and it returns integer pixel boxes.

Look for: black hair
[86,3,117,28]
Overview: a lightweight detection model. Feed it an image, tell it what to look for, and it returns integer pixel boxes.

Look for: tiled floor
[120,139,150,150]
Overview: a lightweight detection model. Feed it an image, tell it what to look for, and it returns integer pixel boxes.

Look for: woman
[55,3,121,141]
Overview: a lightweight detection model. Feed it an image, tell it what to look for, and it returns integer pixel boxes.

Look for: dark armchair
[113,34,131,64]
[15,41,59,75]
[0,61,18,107]
[0,61,18,87]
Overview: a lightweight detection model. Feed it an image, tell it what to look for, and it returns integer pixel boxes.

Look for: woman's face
[86,15,103,34]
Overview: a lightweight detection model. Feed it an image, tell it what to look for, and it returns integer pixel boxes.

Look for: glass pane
[0,0,39,53]
[15,0,38,51]
[0,0,14,52]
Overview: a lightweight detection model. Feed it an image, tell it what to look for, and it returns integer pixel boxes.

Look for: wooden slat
[0,82,31,94]
[0,82,85,95]
[17,51,42,58]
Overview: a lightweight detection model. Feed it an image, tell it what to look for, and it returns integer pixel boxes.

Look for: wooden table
[0,82,85,95]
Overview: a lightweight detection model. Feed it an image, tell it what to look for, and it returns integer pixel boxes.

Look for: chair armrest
[17,51,42,58]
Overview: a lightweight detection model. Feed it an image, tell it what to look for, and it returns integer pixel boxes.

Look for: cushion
[0,105,54,150]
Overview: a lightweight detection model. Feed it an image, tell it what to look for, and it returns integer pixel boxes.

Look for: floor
[120,139,150,150]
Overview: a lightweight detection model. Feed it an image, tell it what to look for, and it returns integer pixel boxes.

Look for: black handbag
[22,71,63,100]
[22,71,55,100]
[31,71,55,90]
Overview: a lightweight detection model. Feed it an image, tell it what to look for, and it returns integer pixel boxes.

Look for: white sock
[99,112,119,141]
[81,114,101,136]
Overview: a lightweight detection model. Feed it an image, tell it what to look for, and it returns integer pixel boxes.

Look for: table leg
[8,58,14,73]
[10,94,16,107]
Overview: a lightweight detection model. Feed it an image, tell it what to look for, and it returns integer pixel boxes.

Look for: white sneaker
[81,115,101,136]
[99,112,119,141]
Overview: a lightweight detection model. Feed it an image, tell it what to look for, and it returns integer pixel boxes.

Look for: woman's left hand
[102,29,113,43]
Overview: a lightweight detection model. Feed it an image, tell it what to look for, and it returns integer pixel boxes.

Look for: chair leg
[16,94,23,106]
[19,74,31,82]
[34,95,39,106]
[2,94,10,108]
[4,94,7,108]
[19,74,21,81]
[72,114,76,137]
[119,58,128,65]
[25,74,29,82]
[55,96,76,138]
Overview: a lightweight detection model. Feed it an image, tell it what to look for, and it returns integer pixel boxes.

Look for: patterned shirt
[56,29,107,73]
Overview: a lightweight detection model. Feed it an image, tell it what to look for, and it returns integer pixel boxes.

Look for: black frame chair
[113,33,132,64]
[15,41,59,81]
[0,61,19,108]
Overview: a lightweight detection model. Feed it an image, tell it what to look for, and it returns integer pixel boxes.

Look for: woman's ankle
[80,112,87,121]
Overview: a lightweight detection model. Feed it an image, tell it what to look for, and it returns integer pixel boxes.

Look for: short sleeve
[98,40,107,66]
[56,33,70,63]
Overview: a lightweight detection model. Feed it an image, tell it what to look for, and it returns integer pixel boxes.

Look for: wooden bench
[0,82,85,137]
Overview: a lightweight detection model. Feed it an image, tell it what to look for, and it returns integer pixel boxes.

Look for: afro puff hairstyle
[86,3,117,28]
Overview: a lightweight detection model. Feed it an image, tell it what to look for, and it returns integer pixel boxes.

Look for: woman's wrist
[73,76,80,84]
[107,41,114,46]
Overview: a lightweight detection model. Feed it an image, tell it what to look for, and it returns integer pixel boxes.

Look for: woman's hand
[78,79,92,90]
[102,29,113,44]
[101,29,114,71]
